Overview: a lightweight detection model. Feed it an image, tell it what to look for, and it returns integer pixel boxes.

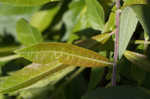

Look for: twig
[112,0,121,86]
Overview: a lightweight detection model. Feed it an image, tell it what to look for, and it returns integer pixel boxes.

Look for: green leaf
[104,11,115,33]
[30,5,60,32]
[88,67,104,91]
[18,66,75,99]
[62,0,105,40]
[0,3,40,15]
[119,7,138,59]
[15,42,112,67]
[16,18,43,46]
[124,50,150,72]
[131,5,150,37]
[0,15,31,38]
[62,0,89,40]
[0,0,58,6]
[85,0,105,31]
[123,0,150,7]
[82,86,150,99]
[0,55,20,63]
[0,61,69,93]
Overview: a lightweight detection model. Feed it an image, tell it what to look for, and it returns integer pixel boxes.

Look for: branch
[112,0,121,86]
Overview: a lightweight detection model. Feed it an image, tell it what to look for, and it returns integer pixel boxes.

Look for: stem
[112,0,120,86]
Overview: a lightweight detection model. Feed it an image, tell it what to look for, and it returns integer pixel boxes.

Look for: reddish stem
[112,0,120,86]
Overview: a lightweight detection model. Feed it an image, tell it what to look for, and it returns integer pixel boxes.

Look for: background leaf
[0,0,58,6]
[119,7,138,59]
[16,18,43,46]
[131,5,150,37]
[30,5,60,32]
[124,50,150,72]
[85,0,105,31]
[0,61,68,93]
[15,42,112,67]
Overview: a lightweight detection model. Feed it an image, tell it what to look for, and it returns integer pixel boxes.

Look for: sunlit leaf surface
[15,42,112,67]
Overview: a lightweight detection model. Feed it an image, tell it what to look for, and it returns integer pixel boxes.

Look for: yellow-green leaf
[16,18,43,46]
[30,5,60,32]
[124,50,150,72]
[15,42,112,67]
[0,61,68,93]
[0,0,58,6]
[123,0,150,7]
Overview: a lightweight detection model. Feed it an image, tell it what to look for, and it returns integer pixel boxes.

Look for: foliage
[0,0,150,99]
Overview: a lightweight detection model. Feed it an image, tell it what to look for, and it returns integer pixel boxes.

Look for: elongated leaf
[82,86,150,99]
[88,67,104,91]
[0,61,69,93]
[0,3,40,15]
[0,0,58,6]
[18,66,75,99]
[124,50,150,72]
[62,0,105,40]
[16,18,43,46]
[15,42,112,67]
[0,55,20,63]
[119,7,138,59]
[85,0,105,31]
[30,5,60,32]
[123,0,150,7]
[131,5,150,37]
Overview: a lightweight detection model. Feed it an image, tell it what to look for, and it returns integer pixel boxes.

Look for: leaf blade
[15,42,112,67]
[0,61,68,93]
[119,7,138,59]
[16,18,43,46]
[0,0,58,6]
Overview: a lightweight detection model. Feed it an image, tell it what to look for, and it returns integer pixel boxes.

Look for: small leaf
[88,67,104,91]
[0,0,58,6]
[124,50,150,72]
[15,42,112,67]
[0,61,68,93]
[123,0,150,7]
[131,5,150,37]
[30,5,60,32]
[85,0,105,31]
[16,18,43,46]
[82,86,150,99]
[0,3,40,15]
[119,7,138,59]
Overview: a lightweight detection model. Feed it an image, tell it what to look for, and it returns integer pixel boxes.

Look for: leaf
[85,0,105,31]
[123,0,150,7]
[124,50,150,72]
[16,18,43,46]
[0,61,69,93]
[0,15,31,38]
[88,67,104,91]
[0,45,19,53]
[62,0,89,40]
[104,11,115,33]
[0,55,20,63]
[0,0,58,6]
[15,42,112,67]
[30,5,60,32]
[119,7,138,59]
[0,3,40,15]
[82,86,150,99]
[131,5,150,37]
[18,66,75,99]
[62,0,105,40]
